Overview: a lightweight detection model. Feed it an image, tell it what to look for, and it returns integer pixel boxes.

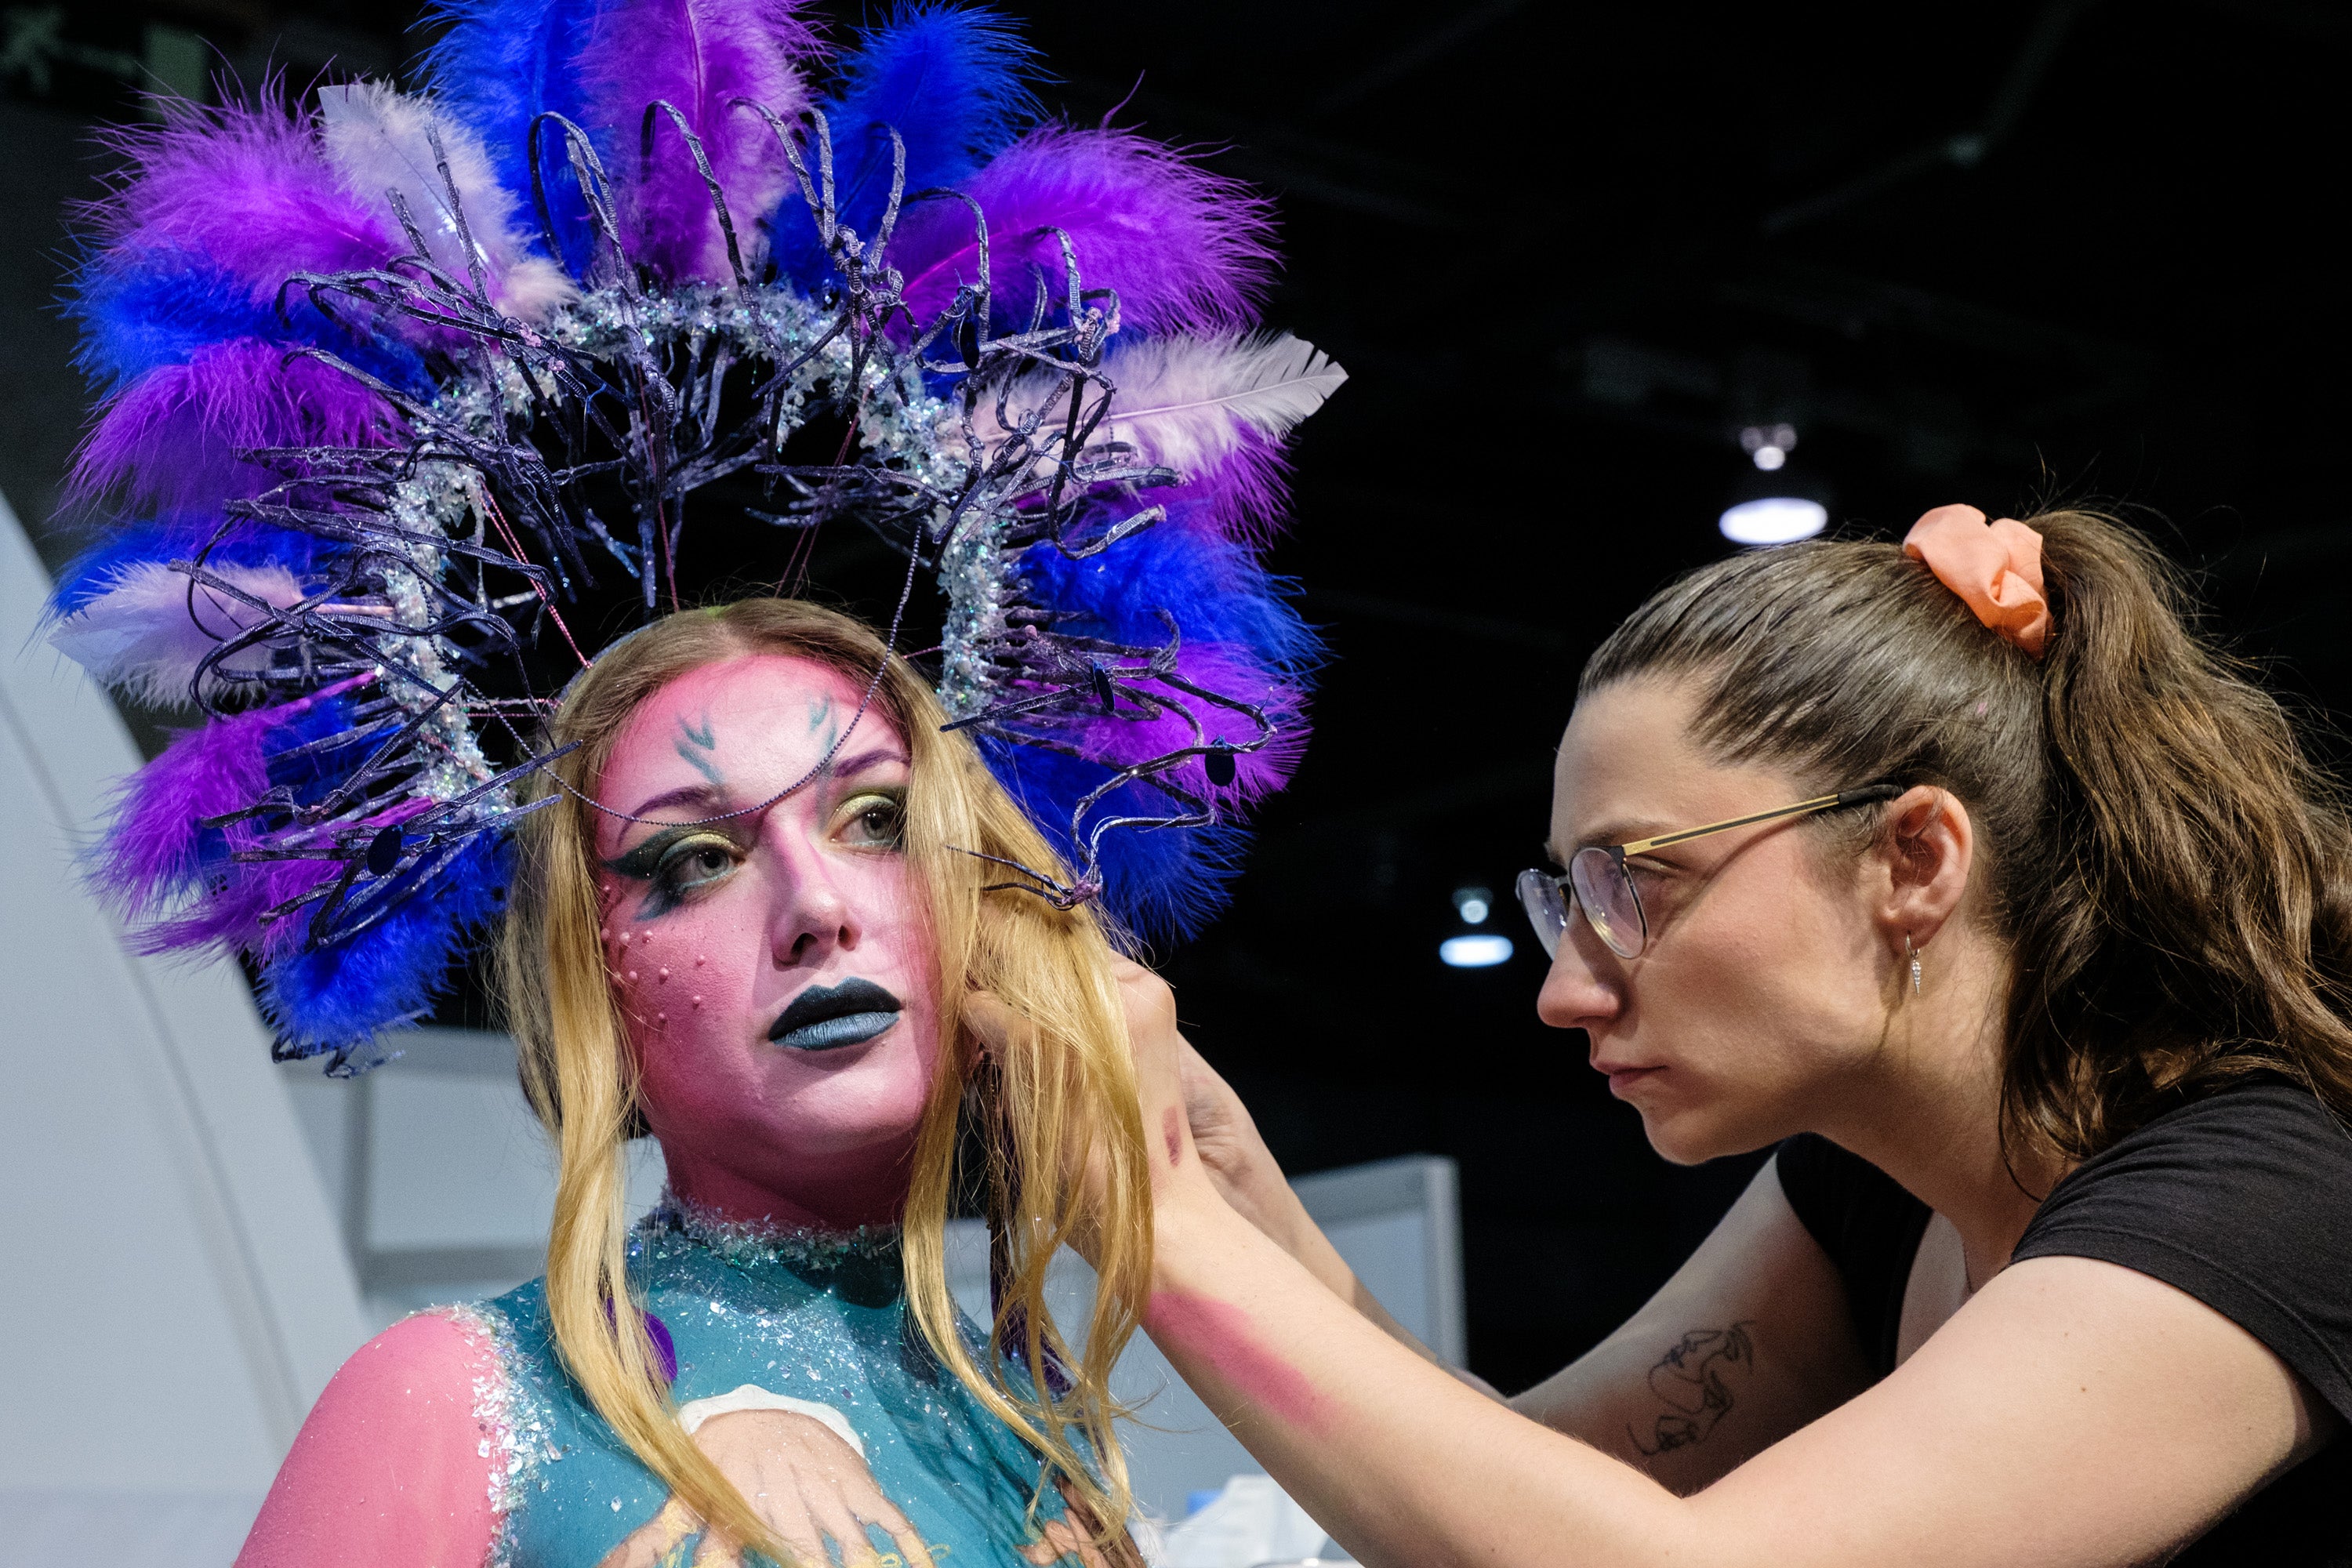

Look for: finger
[593,1499,698,1568]
[852,1489,935,1568]
[764,1493,829,1568]
[962,989,1026,1066]
[819,1498,889,1568]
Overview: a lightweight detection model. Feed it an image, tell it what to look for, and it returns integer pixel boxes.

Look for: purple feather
[83,99,400,303]
[575,0,818,282]
[94,708,274,920]
[1062,644,1308,803]
[70,338,403,512]
[1160,427,1294,544]
[891,127,1275,339]
[92,677,375,924]
[136,839,345,960]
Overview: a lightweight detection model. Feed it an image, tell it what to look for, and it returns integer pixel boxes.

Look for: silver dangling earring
[1906,932,1922,997]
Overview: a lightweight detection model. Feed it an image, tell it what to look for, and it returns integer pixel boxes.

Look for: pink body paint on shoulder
[1145,1288,1326,1434]
[236,1312,500,1568]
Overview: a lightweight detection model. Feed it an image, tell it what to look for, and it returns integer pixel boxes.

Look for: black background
[5,0,2350,1392]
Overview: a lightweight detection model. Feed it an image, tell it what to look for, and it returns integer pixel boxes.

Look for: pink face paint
[1145,1289,1327,1434]
[592,654,939,1231]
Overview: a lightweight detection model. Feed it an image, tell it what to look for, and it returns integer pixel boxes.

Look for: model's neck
[1817,924,2063,1288]
[656,1143,912,1234]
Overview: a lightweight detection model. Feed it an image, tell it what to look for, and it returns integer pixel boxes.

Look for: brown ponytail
[1582,509,2352,1164]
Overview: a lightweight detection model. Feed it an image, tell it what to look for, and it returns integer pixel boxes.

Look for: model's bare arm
[236,1314,498,1568]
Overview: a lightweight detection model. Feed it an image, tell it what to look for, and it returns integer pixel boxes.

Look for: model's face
[1538,677,1889,1163]
[592,653,938,1229]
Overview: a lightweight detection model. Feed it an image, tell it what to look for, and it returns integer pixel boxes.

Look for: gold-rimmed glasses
[1518,785,1901,960]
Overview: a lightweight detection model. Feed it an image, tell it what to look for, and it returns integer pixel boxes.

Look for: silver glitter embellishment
[430,1301,555,1568]
[648,1187,900,1270]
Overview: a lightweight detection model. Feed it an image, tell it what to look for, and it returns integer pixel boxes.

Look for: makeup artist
[1109,506,2352,1566]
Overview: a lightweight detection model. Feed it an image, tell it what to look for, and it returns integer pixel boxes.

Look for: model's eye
[840,793,906,848]
[654,836,740,895]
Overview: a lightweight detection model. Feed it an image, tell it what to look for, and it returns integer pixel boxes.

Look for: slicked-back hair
[1584,510,2352,1167]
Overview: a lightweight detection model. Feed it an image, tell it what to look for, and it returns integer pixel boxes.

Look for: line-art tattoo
[674,711,724,788]
[1629,1321,1758,1457]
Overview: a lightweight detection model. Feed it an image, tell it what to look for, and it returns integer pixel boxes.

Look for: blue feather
[417,0,606,276]
[69,247,434,400]
[999,510,1319,940]
[47,515,336,619]
[260,833,510,1055]
[773,5,1036,290]
[1017,506,1319,671]
[978,735,1252,945]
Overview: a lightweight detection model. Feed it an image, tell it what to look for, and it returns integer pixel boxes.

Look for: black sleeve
[1773,1134,1934,1379]
[2013,1080,2352,1425]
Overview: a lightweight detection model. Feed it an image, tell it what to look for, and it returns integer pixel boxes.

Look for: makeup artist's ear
[1871,785,1974,952]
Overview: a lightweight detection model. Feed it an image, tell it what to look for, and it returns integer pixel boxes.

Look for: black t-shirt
[1777,1079,2352,1565]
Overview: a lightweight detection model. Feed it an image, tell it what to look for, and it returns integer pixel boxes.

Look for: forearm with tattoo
[1629,1321,1759,1457]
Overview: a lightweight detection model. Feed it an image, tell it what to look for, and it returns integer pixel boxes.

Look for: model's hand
[593,1410,932,1568]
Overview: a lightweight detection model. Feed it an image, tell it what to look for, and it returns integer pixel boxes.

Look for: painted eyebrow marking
[674,710,724,788]
[826,745,909,779]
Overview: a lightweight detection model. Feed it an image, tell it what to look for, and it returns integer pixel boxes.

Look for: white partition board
[0,493,368,1545]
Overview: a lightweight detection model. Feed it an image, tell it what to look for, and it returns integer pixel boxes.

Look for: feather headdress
[55,1,1340,1069]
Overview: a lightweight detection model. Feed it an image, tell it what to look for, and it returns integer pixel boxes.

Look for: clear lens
[1570,847,1646,959]
[1516,869,1569,959]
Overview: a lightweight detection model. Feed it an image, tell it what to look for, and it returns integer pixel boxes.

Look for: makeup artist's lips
[1596,1062,1665,1097]
[767,978,904,1052]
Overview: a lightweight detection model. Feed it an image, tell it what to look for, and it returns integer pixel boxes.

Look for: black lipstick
[766,978,904,1052]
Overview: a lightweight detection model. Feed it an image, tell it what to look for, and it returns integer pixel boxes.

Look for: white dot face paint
[593,653,938,1231]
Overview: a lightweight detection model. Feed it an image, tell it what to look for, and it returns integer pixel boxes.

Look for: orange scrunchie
[1903,504,2049,657]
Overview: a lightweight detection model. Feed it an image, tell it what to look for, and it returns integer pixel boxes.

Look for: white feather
[51,561,309,707]
[317,81,579,321]
[970,332,1347,480]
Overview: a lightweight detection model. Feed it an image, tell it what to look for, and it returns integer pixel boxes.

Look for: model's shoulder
[234,1312,506,1566]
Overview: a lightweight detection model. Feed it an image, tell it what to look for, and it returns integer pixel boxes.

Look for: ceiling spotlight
[1440,933,1514,967]
[1738,423,1798,472]
[1719,495,1828,546]
[1452,886,1492,925]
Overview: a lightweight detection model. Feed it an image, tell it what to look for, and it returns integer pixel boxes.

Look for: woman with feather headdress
[46,2,1342,1563]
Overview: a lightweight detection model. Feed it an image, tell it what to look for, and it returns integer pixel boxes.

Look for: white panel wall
[0,494,368,1549]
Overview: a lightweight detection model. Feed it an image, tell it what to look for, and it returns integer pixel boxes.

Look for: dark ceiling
[5,0,2348,1388]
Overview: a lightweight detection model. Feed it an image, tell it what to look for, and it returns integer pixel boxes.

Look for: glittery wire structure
[54,6,1338,1064]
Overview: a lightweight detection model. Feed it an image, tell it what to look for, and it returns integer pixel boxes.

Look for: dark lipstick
[766,978,904,1052]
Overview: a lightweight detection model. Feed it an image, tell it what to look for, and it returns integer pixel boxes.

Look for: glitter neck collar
[645,1190,902,1272]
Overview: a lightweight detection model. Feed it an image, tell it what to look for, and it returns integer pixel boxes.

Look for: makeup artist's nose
[1537,913,1624,1033]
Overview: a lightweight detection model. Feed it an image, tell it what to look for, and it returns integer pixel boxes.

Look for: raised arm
[1140,980,2329,1567]
[235,1312,499,1568]
[1507,1156,1875,1492]
[1184,1036,1871,1491]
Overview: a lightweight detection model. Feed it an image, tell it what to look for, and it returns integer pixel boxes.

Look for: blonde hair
[496,598,1152,1560]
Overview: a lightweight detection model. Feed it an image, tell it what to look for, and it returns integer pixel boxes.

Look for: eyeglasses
[1518,784,1900,960]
